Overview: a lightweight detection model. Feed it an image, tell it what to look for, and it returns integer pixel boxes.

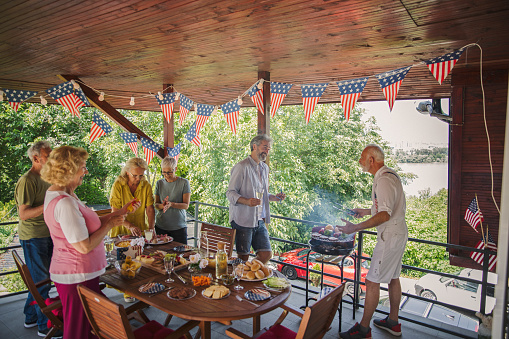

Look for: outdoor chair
[77,285,199,339]
[12,250,64,339]
[225,283,345,339]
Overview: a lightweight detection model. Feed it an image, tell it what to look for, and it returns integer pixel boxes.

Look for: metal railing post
[480,247,489,315]
[356,231,363,311]
[194,202,200,247]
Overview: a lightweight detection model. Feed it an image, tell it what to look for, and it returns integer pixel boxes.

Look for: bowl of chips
[114,256,142,279]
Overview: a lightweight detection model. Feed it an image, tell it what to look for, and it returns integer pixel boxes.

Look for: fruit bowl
[114,258,142,279]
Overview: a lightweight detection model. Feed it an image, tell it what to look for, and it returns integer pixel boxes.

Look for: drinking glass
[144,229,154,249]
[164,257,175,283]
[104,237,114,264]
[233,263,244,290]
[199,230,209,258]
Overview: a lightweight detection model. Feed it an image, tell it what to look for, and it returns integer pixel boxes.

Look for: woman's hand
[162,196,171,213]
[127,223,142,236]
[122,198,141,214]
[107,214,126,230]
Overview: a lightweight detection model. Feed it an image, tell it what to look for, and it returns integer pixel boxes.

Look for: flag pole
[475,193,486,246]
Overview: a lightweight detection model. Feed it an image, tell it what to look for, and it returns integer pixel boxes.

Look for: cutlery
[173,271,188,284]
[235,294,258,307]
[148,286,173,297]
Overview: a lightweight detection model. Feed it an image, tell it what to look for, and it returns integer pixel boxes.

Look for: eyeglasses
[128,172,144,179]
[162,170,175,175]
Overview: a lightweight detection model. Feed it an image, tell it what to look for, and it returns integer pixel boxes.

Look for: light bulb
[175,92,180,100]
[194,104,197,111]
[130,97,135,106]
[158,92,163,100]
[238,97,243,105]
[0,90,3,101]
[40,96,47,105]
[257,81,263,90]
[71,80,80,89]
[98,92,104,101]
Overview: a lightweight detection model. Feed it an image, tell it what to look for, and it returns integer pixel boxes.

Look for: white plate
[240,269,273,282]
[167,287,196,300]
[244,288,270,301]
[138,282,166,294]
[151,236,174,245]
[201,288,231,300]
[262,277,289,289]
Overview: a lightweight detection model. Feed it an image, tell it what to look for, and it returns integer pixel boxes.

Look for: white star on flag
[336,77,368,121]
[140,137,160,165]
[156,92,177,123]
[301,83,328,124]
[120,132,138,155]
[425,48,465,85]
[247,81,264,114]
[178,94,194,126]
[46,81,89,118]
[2,88,38,112]
[270,82,293,117]
[375,66,412,111]
[195,104,215,134]
[90,113,113,143]
[167,143,182,162]
[221,99,241,134]
[185,121,201,148]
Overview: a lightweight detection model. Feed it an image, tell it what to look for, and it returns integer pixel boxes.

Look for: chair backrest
[77,285,135,339]
[296,283,345,339]
[12,250,63,330]
[200,223,236,257]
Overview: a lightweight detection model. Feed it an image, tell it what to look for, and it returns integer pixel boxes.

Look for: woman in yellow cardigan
[108,157,155,238]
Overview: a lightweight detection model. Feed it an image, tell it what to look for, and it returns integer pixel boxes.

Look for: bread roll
[252,258,263,267]
[250,263,261,271]
[245,261,252,267]
[255,270,265,279]
[247,271,256,280]
[261,265,270,276]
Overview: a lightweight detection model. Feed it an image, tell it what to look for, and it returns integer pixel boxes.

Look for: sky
[358,99,450,150]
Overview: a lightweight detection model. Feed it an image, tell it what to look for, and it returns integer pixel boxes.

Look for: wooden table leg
[253,315,261,335]
[199,321,211,339]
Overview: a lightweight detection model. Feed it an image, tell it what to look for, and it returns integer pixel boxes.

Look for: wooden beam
[58,74,165,159]
[162,84,175,155]
[257,70,270,136]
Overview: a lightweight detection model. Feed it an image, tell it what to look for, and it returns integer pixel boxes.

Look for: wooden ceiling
[1,0,508,112]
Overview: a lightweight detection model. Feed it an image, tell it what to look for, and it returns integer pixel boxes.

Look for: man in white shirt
[339,144,407,339]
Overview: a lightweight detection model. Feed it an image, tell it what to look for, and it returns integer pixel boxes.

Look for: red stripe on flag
[382,81,402,111]
[428,60,457,85]
[340,93,362,121]
[179,107,189,126]
[144,148,155,166]
[251,90,264,114]
[303,97,320,124]
[9,102,21,112]
[161,103,174,123]
[225,111,239,134]
[127,142,138,156]
[89,122,106,143]
[271,93,286,117]
[196,115,210,135]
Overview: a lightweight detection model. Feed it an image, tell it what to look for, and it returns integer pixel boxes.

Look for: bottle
[215,241,227,279]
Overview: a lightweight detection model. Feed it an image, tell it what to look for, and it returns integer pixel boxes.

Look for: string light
[257,81,263,90]
[158,92,163,100]
[193,103,198,111]
[237,97,243,105]
[0,90,3,101]
[40,96,47,105]
[175,92,180,100]
[71,79,80,89]
[98,92,104,101]
[130,96,135,106]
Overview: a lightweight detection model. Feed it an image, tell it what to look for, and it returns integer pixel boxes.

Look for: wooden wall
[449,65,508,269]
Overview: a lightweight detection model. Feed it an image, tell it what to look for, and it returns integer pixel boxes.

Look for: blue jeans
[21,237,53,331]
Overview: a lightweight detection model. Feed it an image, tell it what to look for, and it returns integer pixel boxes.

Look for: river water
[397,162,448,197]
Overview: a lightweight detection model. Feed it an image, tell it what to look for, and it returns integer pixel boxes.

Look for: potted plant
[309,263,322,287]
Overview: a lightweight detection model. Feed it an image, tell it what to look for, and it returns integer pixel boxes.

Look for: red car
[276,248,369,295]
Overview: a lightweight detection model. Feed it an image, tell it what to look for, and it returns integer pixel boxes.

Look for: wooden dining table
[100,241,291,339]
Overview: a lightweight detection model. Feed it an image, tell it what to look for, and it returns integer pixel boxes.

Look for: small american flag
[167,142,181,162]
[470,231,497,272]
[156,92,177,123]
[140,137,160,165]
[465,197,484,232]
[185,121,201,148]
[425,48,465,85]
[301,83,328,124]
[89,112,113,143]
[195,104,214,134]
[178,94,194,126]
[221,99,241,134]
[270,82,293,117]
[336,77,369,121]
[2,88,38,112]
[120,132,138,155]
[247,81,264,114]
[375,66,412,111]
[46,82,89,118]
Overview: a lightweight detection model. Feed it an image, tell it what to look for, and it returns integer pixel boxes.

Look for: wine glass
[104,237,114,264]
[144,229,154,249]
[163,256,175,283]
[233,262,244,290]
[255,190,263,205]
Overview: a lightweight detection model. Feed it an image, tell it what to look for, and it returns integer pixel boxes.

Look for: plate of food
[150,234,173,245]
[263,277,289,289]
[244,289,270,301]
[138,282,166,294]
[202,285,230,300]
[167,287,196,300]
[173,245,194,252]
[239,259,273,281]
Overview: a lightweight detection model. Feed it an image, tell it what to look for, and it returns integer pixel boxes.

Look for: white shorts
[366,231,407,284]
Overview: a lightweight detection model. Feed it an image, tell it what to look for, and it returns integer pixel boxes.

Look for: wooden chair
[77,285,199,339]
[225,283,345,339]
[200,223,236,257]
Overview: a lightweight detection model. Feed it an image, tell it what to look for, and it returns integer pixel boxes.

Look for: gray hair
[364,144,385,162]
[27,141,51,161]
[250,134,273,151]
[161,156,177,169]
[116,157,148,185]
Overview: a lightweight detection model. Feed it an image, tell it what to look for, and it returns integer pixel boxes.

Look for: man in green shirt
[14,140,56,337]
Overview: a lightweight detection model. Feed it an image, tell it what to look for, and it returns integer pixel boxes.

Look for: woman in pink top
[41,146,139,339]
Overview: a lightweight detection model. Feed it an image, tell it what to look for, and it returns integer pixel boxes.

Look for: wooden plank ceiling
[1,0,508,112]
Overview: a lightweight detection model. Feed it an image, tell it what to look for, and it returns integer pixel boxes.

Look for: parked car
[414,268,497,313]
[276,248,369,295]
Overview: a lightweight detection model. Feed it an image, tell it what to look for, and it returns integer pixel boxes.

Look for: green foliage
[0,270,25,292]
[395,147,448,163]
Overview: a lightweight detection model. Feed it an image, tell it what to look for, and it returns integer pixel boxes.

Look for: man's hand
[351,208,370,218]
[337,219,358,234]
[275,192,286,201]
[246,198,261,207]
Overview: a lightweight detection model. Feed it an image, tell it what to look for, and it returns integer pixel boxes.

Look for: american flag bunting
[336,77,369,121]
[120,132,138,156]
[178,94,194,126]
[195,103,215,134]
[46,81,89,118]
[465,196,484,232]
[425,48,465,85]
[167,143,182,162]
[247,81,264,114]
[89,112,113,143]
[301,83,328,124]
[185,122,201,148]
[2,88,38,112]
[140,137,160,165]
[270,82,293,118]
[221,99,241,134]
[470,231,497,272]
[156,92,177,123]
[375,66,412,111]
